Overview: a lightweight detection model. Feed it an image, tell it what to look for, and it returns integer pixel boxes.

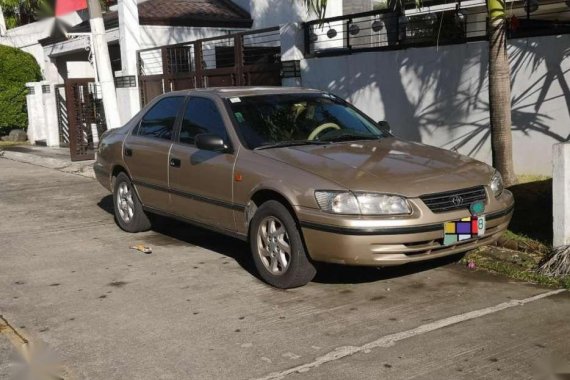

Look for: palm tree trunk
[487,0,517,186]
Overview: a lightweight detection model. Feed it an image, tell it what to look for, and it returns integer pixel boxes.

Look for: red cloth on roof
[55,0,88,16]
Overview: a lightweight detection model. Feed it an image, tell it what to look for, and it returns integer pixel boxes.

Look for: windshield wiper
[254,140,329,150]
[321,134,381,143]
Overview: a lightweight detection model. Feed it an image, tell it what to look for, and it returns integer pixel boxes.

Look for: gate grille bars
[137,27,282,106]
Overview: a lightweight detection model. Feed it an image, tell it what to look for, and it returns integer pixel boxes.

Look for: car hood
[254,138,493,197]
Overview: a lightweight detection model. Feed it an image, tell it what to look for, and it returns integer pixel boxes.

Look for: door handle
[170,158,181,168]
[124,147,133,157]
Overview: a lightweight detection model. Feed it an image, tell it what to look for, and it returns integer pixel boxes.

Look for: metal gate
[64,78,107,161]
[137,27,282,106]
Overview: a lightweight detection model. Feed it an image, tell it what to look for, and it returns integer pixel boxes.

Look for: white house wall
[507,35,570,174]
[230,0,343,29]
[66,61,96,79]
[139,25,245,49]
[20,43,48,74]
[301,34,570,175]
[43,28,120,59]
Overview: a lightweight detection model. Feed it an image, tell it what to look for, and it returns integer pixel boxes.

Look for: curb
[0,149,95,179]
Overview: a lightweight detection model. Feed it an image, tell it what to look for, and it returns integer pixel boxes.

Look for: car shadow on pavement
[98,195,464,286]
[98,195,258,275]
[312,254,464,285]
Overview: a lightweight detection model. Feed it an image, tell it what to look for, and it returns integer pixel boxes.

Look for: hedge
[0,44,42,135]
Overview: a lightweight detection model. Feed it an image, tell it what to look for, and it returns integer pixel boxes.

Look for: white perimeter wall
[301,34,570,175]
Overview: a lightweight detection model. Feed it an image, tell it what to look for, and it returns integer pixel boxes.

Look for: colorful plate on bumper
[443,216,485,246]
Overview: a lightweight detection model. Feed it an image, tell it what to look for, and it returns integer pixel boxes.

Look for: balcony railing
[304,0,570,57]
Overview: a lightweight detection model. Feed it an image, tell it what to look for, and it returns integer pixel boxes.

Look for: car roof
[165,86,325,99]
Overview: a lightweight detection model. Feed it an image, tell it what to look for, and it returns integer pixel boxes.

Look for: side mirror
[195,133,228,152]
[377,120,392,134]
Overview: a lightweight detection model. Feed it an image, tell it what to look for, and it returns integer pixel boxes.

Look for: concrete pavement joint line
[253,289,566,380]
[0,314,31,368]
[0,315,28,345]
[1,315,68,380]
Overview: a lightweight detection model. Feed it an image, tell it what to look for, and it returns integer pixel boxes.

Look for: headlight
[490,170,504,197]
[355,193,411,215]
[315,191,360,214]
[315,191,411,215]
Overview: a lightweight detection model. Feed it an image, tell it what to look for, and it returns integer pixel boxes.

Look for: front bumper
[297,190,514,266]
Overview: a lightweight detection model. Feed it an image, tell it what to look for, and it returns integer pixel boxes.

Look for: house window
[115,76,137,88]
[403,10,466,45]
[281,60,301,78]
[166,46,193,74]
[373,1,389,10]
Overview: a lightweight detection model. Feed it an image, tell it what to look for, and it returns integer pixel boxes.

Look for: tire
[250,200,316,288]
[113,172,151,233]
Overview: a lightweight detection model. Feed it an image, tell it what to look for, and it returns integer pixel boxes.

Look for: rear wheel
[113,172,151,233]
[250,201,316,288]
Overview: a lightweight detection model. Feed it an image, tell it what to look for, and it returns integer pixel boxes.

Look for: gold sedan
[94,87,514,288]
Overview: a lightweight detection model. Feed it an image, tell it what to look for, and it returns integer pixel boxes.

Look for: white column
[280,23,304,87]
[553,143,570,247]
[88,0,121,129]
[119,0,140,76]
[0,5,6,36]
[25,83,43,144]
[116,0,141,123]
[43,84,60,147]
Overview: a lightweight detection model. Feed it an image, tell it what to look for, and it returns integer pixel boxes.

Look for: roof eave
[139,17,253,29]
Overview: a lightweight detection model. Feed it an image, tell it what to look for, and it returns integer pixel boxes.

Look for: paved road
[0,158,568,380]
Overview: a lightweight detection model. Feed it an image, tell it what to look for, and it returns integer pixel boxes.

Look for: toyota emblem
[451,195,463,207]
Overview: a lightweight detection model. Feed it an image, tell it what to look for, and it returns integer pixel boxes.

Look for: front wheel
[250,201,316,288]
[113,172,151,233]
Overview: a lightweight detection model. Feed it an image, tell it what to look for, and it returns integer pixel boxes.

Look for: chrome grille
[420,186,486,213]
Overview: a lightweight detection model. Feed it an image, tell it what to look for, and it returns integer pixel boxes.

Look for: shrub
[0,44,42,135]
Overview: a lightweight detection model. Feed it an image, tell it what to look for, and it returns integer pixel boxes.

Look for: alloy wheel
[257,216,291,275]
[117,182,135,223]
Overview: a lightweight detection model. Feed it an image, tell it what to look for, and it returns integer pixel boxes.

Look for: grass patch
[498,230,549,254]
[462,247,570,289]
[516,174,551,184]
[0,141,29,148]
[463,174,570,289]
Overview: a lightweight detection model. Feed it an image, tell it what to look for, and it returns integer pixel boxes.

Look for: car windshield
[227,93,385,149]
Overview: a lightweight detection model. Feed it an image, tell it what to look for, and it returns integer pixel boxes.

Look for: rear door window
[138,96,185,140]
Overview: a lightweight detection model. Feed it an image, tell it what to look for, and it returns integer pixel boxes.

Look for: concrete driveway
[0,158,568,379]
